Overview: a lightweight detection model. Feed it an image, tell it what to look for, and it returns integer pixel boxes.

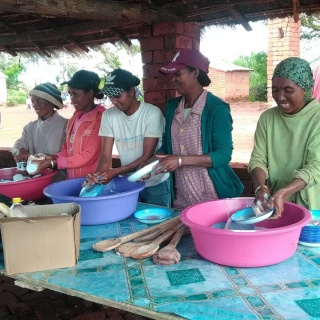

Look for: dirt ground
[0,101,269,164]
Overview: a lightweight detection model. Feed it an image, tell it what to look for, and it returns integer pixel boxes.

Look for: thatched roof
[0,0,319,57]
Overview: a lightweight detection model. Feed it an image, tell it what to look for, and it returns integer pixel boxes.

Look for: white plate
[231,207,274,225]
[298,240,320,247]
[127,160,160,182]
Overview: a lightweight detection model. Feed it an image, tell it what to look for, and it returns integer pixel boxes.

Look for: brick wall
[207,68,250,102]
[267,17,300,103]
[140,22,201,112]
[0,147,254,197]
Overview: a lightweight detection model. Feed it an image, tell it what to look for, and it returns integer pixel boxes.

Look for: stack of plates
[298,210,320,247]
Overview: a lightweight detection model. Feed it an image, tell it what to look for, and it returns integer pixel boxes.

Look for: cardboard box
[0,202,80,275]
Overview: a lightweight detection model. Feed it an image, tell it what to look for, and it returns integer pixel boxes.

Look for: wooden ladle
[153,225,187,265]
[130,223,184,259]
[92,215,180,252]
[116,241,151,257]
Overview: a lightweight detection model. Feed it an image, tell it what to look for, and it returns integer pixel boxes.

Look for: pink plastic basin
[0,167,57,202]
[180,197,311,267]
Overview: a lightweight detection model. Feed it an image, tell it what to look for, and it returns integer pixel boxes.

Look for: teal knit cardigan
[157,92,244,199]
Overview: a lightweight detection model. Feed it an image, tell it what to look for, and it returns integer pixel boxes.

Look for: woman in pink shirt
[35,70,105,179]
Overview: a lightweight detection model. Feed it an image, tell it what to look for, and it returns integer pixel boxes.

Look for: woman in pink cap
[150,48,243,209]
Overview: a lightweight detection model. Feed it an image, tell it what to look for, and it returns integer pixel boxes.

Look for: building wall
[207,68,226,99]
[267,17,300,103]
[207,68,250,102]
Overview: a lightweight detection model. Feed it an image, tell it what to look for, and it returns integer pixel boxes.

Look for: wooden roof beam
[0,45,17,56]
[0,19,17,33]
[230,6,252,31]
[0,21,129,46]
[293,0,300,22]
[0,0,179,24]
[66,37,89,53]
[30,41,51,57]
[110,28,132,47]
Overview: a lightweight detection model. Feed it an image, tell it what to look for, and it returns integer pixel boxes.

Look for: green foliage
[0,54,26,90]
[6,89,27,107]
[233,52,267,101]
[300,14,320,40]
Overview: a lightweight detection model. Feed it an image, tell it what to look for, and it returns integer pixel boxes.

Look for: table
[1,203,320,320]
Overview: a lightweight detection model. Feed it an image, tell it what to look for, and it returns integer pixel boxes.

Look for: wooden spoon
[153,225,187,265]
[92,215,180,252]
[115,241,151,257]
[130,223,183,259]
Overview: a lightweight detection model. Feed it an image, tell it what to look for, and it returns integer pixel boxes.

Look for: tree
[300,14,320,40]
[233,52,267,101]
[0,54,26,90]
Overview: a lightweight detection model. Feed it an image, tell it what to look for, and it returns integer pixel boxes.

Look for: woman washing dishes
[249,57,320,219]
[84,68,171,207]
[146,48,243,210]
[34,70,105,179]
[12,83,67,162]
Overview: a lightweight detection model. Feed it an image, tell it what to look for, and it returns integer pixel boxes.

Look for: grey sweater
[12,112,68,156]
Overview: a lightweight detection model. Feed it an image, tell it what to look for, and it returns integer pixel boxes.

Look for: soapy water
[0,173,42,183]
[211,219,267,231]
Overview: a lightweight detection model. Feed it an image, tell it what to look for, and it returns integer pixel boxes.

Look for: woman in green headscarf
[249,57,320,218]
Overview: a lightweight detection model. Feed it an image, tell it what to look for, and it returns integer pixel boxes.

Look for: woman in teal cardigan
[152,49,243,209]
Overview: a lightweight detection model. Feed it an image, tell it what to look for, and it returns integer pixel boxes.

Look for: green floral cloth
[272,57,314,91]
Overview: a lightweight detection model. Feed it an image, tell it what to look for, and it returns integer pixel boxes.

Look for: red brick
[152,49,176,64]
[142,64,162,78]
[144,91,166,106]
[164,34,193,49]
[142,78,155,92]
[104,309,124,319]
[154,76,176,91]
[139,37,163,51]
[0,306,10,317]
[124,313,147,320]
[56,305,80,319]
[8,301,33,315]
[140,51,152,64]
[0,292,19,307]
[153,22,178,36]
[175,22,201,38]
[138,25,152,38]
[71,310,106,320]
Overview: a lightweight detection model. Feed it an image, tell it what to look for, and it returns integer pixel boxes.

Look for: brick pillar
[267,17,301,104]
[139,22,201,113]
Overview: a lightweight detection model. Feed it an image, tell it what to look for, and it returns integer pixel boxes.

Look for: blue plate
[79,184,105,197]
[134,208,172,224]
[231,207,274,225]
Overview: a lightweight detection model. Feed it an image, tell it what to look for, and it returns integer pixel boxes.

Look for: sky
[20,20,320,88]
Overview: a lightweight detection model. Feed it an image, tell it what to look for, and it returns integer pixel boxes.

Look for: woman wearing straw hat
[12,82,67,162]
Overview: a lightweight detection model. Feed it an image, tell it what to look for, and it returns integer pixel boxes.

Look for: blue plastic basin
[44,176,145,225]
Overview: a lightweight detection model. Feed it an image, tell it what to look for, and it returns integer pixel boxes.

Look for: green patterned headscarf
[272,57,314,91]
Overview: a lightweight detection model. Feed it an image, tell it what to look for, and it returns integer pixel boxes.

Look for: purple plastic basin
[43,176,145,225]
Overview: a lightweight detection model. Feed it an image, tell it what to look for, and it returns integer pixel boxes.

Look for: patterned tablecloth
[1,203,320,320]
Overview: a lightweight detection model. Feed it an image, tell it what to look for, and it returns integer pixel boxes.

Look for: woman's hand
[153,154,180,174]
[252,185,275,216]
[31,159,51,175]
[83,169,118,186]
[269,189,287,219]
[14,148,29,162]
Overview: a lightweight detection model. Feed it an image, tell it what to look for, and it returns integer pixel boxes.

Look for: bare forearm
[251,167,267,189]
[178,154,212,167]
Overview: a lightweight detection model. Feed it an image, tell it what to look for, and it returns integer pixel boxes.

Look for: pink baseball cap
[159,49,210,75]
